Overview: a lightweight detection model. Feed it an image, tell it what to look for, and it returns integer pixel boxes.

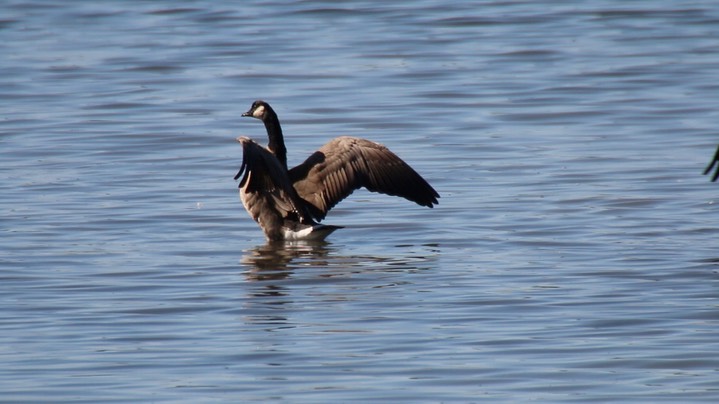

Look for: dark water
[2,0,719,402]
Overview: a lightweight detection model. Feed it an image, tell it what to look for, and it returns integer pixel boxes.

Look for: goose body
[704,145,719,182]
[234,100,439,241]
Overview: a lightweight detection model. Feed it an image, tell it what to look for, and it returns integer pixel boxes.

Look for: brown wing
[704,145,719,182]
[235,137,314,226]
[288,136,440,221]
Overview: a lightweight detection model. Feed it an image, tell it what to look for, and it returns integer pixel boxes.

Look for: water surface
[2,0,719,402]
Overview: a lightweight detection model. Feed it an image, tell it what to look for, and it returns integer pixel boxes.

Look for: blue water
[2,0,719,402]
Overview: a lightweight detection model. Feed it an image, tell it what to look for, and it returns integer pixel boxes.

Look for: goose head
[242,100,271,120]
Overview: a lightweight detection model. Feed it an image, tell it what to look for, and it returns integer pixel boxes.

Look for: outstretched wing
[288,136,440,221]
[235,137,313,225]
[703,145,719,182]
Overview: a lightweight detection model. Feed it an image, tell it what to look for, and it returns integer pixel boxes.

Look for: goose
[234,100,440,241]
[704,145,719,182]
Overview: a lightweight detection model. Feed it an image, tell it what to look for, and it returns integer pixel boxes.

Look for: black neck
[263,110,288,170]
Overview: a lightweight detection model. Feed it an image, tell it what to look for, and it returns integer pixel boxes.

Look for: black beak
[241,111,251,117]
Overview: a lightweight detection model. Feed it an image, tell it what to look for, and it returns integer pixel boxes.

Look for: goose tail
[283,223,343,241]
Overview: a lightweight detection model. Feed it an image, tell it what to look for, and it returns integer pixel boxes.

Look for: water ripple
[1,0,719,402]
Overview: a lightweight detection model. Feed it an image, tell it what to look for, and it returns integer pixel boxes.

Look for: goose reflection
[240,240,440,282]
[241,240,334,282]
[239,241,440,332]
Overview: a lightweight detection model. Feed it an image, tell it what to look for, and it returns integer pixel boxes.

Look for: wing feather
[235,137,313,227]
[289,136,439,221]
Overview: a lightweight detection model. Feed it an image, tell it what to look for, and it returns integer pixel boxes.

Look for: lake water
[2,0,719,402]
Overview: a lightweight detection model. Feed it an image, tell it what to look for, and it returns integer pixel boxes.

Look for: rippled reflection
[240,240,439,282]
[238,242,441,339]
[240,240,335,281]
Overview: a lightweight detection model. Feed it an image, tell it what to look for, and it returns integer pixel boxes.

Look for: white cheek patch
[252,105,265,118]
